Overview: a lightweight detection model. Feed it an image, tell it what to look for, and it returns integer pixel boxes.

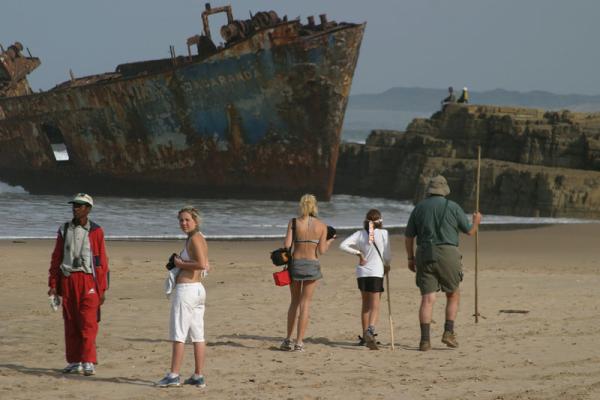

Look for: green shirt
[405,195,472,246]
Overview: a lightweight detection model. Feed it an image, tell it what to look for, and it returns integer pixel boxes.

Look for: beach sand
[1,223,600,400]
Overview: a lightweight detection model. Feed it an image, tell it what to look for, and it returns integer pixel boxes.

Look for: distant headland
[348,87,600,113]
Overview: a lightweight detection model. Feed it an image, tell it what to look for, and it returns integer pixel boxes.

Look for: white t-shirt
[339,228,391,278]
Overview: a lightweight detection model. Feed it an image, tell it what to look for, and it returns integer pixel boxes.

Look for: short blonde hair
[298,194,318,217]
[178,205,202,232]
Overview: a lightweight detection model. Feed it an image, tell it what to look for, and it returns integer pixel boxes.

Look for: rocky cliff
[335,103,600,218]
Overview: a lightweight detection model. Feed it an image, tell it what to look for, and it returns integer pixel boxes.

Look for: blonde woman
[280,194,336,352]
[339,209,391,350]
[156,206,210,388]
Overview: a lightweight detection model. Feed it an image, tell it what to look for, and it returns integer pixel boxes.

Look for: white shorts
[169,282,206,343]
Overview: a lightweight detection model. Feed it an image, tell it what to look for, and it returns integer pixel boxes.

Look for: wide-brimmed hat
[427,175,450,196]
[68,193,94,207]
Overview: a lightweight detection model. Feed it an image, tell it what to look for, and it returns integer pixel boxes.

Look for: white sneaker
[62,362,83,374]
[82,362,95,376]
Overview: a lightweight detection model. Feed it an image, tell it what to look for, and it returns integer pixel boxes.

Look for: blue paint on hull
[0,21,366,199]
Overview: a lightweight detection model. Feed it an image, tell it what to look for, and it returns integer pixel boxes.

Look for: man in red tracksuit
[47,193,109,376]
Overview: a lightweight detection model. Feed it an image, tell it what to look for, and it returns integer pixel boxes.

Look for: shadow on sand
[121,334,447,352]
[0,363,155,387]
[123,336,251,348]
[216,334,366,350]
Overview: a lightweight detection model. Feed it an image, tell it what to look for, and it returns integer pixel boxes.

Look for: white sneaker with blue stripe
[155,374,181,387]
[184,374,207,388]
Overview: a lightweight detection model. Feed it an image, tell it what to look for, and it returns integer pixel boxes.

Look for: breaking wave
[0,192,596,240]
[0,181,28,194]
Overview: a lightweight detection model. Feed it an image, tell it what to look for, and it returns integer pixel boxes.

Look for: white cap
[68,193,94,207]
[463,86,468,91]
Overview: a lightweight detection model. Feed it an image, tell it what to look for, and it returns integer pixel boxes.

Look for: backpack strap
[287,218,296,268]
[373,241,385,264]
[433,199,449,244]
[61,222,70,261]
[62,222,69,241]
[290,218,296,253]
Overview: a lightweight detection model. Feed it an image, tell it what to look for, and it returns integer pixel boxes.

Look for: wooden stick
[385,272,395,350]
[474,146,481,323]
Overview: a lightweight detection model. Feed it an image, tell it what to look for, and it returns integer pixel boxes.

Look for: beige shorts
[169,282,206,343]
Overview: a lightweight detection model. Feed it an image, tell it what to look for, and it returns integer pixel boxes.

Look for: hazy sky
[1,0,598,95]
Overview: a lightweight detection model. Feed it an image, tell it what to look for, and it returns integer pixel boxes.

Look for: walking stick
[385,271,395,350]
[474,146,481,323]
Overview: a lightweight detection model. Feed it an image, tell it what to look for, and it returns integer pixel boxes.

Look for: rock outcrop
[335,103,600,218]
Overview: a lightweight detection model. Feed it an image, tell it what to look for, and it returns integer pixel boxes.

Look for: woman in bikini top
[279,194,336,352]
[292,215,327,260]
[292,215,324,259]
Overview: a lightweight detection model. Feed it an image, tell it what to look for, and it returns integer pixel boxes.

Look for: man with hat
[404,176,481,351]
[47,193,109,375]
[441,86,456,106]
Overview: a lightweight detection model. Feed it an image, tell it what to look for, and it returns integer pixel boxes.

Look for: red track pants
[60,272,100,364]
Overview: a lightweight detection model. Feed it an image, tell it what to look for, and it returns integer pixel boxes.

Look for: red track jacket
[48,221,109,298]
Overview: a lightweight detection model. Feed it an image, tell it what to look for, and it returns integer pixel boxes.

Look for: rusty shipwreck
[0,4,364,199]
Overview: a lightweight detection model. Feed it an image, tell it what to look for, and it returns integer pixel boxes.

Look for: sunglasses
[72,203,86,208]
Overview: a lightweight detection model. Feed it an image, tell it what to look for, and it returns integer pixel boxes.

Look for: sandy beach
[1,223,600,400]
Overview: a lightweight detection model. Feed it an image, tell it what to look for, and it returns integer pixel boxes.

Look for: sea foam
[0,180,27,194]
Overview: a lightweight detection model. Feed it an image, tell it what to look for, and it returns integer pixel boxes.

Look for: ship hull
[0,21,364,199]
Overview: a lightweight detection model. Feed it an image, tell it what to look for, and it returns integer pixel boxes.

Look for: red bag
[273,269,291,286]
[272,218,294,287]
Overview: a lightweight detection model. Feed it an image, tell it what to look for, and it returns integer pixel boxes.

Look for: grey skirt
[289,259,322,281]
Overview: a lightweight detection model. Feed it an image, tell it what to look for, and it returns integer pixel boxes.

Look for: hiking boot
[184,375,207,388]
[364,329,379,350]
[155,374,181,387]
[280,338,293,351]
[442,331,458,348]
[357,335,366,346]
[419,340,431,351]
[62,362,83,374]
[358,334,381,347]
[82,362,95,376]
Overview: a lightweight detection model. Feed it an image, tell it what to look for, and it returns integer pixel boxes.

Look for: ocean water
[0,181,593,240]
[341,108,428,143]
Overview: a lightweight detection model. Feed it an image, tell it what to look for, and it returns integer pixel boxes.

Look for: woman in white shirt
[339,209,391,350]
